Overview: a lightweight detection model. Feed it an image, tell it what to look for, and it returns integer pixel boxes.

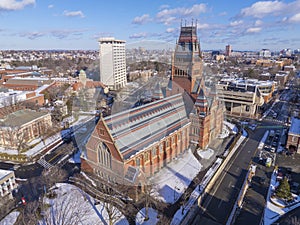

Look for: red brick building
[166,24,224,148]
[286,117,300,153]
[84,94,190,184]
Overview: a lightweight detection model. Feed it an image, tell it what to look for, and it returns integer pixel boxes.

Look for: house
[286,117,300,153]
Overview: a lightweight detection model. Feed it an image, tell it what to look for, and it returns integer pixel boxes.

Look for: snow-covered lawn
[0,211,19,225]
[136,208,159,225]
[198,148,214,159]
[150,149,202,204]
[41,183,128,225]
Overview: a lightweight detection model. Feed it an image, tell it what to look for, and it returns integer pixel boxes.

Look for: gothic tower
[167,23,203,101]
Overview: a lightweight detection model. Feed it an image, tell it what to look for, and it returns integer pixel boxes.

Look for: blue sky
[0,0,299,51]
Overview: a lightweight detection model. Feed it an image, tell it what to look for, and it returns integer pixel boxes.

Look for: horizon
[0,0,299,51]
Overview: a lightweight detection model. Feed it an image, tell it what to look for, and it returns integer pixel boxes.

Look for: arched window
[98,142,111,169]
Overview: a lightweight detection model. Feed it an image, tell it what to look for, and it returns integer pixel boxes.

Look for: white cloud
[132,14,151,25]
[159,4,169,10]
[240,1,285,18]
[197,23,210,29]
[129,32,147,39]
[0,0,35,11]
[20,31,45,39]
[48,4,54,9]
[63,10,85,18]
[254,20,263,26]
[166,28,176,33]
[289,13,300,22]
[246,27,262,33]
[230,20,243,26]
[156,4,207,25]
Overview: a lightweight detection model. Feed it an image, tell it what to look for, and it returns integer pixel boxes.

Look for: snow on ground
[150,149,202,204]
[68,149,81,164]
[136,208,159,225]
[41,183,128,225]
[198,148,214,159]
[0,211,19,225]
[223,121,238,134]
[218,126,230,139]
[263,170,300,225]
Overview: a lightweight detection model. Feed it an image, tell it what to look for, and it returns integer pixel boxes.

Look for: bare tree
[41,192,93,225]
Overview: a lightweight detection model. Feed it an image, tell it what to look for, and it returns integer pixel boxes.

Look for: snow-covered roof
[0,169,13,180]
[289,117,300,135]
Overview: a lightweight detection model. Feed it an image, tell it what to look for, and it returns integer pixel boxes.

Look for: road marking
[228,181,232,188]
[218,200,223,208]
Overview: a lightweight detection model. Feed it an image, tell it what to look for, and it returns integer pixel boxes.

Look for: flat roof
[0,169,13,180]
[289,117,300,136]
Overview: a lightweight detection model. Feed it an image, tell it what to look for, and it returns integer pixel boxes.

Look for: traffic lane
[195,126,267,224]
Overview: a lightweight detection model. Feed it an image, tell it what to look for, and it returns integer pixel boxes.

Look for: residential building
[83,94,190,183]
[259,49,271,58]
[0,109,52,149]
[99,37,127,90]
[286,117,300,153]
[0,169,17,198]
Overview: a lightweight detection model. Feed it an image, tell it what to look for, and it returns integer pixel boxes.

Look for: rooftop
[289,117,300,136]
[0,169,13,180]
[0,109,49,127]
[104,93,190,159]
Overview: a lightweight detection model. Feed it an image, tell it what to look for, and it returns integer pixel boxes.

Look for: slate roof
[0,109,49,127]
[104,93,190,160]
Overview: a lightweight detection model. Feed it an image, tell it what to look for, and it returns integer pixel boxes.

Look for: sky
[0,0,299,51]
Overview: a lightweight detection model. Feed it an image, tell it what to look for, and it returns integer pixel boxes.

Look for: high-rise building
[225,44,232,57]
[98,37,127,90]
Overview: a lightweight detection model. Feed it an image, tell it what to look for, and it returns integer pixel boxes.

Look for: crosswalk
[37,158,53,169]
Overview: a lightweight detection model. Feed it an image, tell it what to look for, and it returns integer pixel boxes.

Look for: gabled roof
[104,93,190,160]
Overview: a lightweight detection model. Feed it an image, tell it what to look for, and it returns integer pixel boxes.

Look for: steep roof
[104,93,190,160]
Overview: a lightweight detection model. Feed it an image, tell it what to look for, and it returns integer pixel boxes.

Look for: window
[159,144,163,153]
[166,140,170,148]
[171,136,175,145]
[98,142,111,169]
[144,152,149,162]
[136,158,141,166]
[152,148,156,157]
[99,128,105,135]
[245,105,250,112]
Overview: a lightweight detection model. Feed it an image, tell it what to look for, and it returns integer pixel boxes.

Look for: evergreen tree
[275,177,292,201]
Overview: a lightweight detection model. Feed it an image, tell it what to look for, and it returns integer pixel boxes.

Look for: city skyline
[0,0,299,51]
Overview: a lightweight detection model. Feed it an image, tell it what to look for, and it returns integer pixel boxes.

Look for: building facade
[216,78,275,118]
[0,169,17,198]
[0,109,52,149]
[166,24,224,149]
[225,45,232,57]
[286,117,300,154]
[84,94,190,183]
[99,37,127,90]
